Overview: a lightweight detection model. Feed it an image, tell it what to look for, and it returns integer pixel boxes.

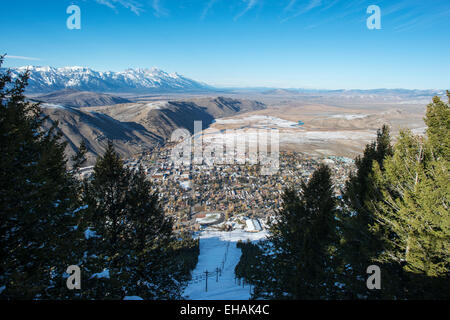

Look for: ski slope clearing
[183,229,268,300]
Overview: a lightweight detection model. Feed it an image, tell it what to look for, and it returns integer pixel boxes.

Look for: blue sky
[1,0,449,89]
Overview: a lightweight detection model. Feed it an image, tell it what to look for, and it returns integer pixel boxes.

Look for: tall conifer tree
[369,93,449,299]
[339,125,393,298]
[81,141,193,299]
[0,57,84,299]
[252,164,338,299]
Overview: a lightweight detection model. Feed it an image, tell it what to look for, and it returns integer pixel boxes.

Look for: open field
[201,92,427,158]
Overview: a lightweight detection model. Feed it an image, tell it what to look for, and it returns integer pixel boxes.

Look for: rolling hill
[42,97,266,165]
[34,89,132,107]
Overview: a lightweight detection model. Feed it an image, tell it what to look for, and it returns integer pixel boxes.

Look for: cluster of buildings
[117,145,355,233]
[76,144,355,233]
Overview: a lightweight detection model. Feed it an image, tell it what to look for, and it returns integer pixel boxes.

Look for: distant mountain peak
[5,65,212,93]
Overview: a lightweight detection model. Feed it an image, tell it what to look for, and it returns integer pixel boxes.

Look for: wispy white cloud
[392,8,450,33]
[234,0,258,21]
[152,0,168,17]
[95,0,145,15]
[281,0,322,22]
[283,0,297,13]
[6,55,42,61]
[201,0,218,20]
[304,0,322,12]
[319,0,340,12]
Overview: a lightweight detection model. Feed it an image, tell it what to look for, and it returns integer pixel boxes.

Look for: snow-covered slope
[183,229,268,300]
[5,65,211,93]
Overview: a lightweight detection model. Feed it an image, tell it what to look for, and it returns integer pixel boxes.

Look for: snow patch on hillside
[215,115,301,128]
[41,103,68,109]
[329,114,368,120]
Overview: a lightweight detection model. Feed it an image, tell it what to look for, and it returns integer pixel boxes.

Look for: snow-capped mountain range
[5,66,212,93]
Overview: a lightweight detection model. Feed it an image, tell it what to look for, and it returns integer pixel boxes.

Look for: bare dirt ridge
[40,95,267,165]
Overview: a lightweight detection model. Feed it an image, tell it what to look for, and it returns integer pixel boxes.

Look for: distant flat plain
[197,91,428,158]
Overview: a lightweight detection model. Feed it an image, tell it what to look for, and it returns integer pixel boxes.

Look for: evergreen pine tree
[252,164,338,299]
[81,141,195,299]
[126,168,185,299]
[369,93,450,299]
[0,57,85,299]
[71,139,88,173]
[81,141,133,299]
[424,91,450,159]
[338,125,393,298]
